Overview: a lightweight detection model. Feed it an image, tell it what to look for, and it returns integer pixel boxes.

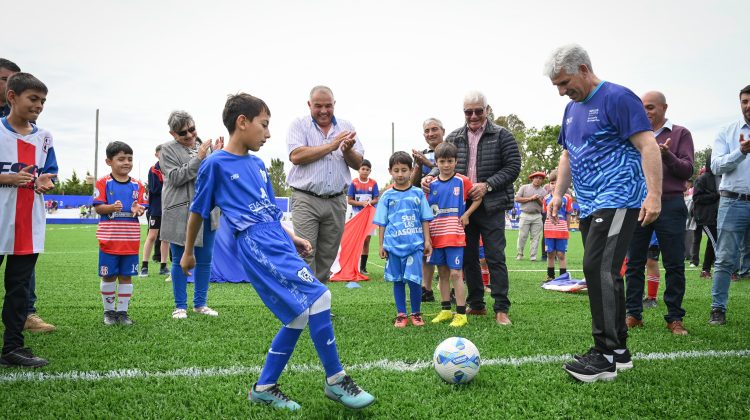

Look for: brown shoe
[495,312,512,326]
[625,315,643,329]
[667,320,689,335]
[24,314,56,333]
[466,308,487,316]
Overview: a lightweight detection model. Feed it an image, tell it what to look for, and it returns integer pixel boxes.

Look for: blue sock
[408,280,422,313]
[393,281,407,314]
[257,326,303,385]
[308,310,343,377]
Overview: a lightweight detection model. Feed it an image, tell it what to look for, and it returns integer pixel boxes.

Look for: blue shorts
[98,250,139,277]
[478,245,485,260]
[384,249,423,284]
[428,247,464,270]
[237,221,328,325]
[545,238,568,253]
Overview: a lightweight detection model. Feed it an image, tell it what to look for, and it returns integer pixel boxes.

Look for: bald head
[641,90,668,130]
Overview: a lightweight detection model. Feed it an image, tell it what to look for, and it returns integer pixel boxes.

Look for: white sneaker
[172,308,187,319]
[193,306,219,316]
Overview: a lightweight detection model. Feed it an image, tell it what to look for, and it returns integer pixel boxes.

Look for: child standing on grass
[542,171,572,280]
[347,159,379,274]
[0,73,57,368]
[427,142,481,327]
[180,93,374,411]
[374,151,434,328]
[93,141,147,326]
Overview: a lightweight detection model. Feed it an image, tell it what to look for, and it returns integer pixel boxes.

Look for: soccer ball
[433,337,481,384]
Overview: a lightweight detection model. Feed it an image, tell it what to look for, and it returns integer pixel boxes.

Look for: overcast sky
[6,0,749,185]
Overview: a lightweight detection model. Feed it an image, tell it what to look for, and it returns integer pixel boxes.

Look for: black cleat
[0,347,49,368]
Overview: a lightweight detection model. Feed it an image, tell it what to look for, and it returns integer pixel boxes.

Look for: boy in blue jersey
[347,159,379,274]
[545,44,662,383]
[180,93,374,411]
[93,142,147,326]
[427,142,481,327]
[374,151,434,327]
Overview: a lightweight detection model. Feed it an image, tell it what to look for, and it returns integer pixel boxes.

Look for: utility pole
[94,109,99,181]
[391,122,394,155]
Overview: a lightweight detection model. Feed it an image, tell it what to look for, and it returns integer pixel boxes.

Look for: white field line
[1,349,747,384]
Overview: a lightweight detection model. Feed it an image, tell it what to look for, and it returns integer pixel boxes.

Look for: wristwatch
[486,183,493,192]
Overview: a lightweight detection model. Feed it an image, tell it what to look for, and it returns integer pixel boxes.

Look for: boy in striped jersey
[0,72,57,367]
[93,141,147,326]
[427,142,482,327]
[542,171,573,280]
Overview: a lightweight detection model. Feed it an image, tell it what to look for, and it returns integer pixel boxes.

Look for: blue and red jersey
[347,177,379,213]
[93,175,147,255]
[543,193,573,239]
[427,174,473,248]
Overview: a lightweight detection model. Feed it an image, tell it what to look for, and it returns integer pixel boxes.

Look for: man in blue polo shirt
[544,44,663,383]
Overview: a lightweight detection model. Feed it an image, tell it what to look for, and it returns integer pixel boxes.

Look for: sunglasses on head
[464,108,485,117]
[176,126,196,137]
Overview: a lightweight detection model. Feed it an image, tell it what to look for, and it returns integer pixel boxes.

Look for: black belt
[720,191,750,201]
[291,187,344,199]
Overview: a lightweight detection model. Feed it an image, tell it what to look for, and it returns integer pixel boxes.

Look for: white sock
[117,284,133,312]
[326,370,346,385]
[603,354,614,363]
[100,281,116,311]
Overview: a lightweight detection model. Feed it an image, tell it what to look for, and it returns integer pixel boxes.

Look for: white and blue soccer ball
[433,337,481,384]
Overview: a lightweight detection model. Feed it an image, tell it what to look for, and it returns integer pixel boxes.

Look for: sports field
[1,225,749,419]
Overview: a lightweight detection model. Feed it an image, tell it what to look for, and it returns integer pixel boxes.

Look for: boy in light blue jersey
[374,151,434,327]
[180,93,374,411]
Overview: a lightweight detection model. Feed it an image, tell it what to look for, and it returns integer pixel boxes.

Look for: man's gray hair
[463,91,487,107]
[422,117,444,130]
[310,85,334,100]
[543,44,593,78]
[167,110,194,132]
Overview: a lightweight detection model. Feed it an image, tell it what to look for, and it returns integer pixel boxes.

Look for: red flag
[331,206,376,282]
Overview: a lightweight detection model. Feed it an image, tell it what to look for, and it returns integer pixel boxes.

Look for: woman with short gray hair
[160,110,223,319]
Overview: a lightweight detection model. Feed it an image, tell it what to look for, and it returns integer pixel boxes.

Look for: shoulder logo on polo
[595,218,604,223]
[297,267,315,283]
[230,174,239,180]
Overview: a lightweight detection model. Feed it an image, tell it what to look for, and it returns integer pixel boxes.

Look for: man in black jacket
[692,152,720,278]
[424,91,521,325]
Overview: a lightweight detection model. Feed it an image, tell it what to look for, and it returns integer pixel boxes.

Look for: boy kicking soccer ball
[180,93,374,411]
[374,151,434,327]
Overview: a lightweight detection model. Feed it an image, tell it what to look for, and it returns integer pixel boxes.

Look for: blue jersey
[427,174,472,248]
[190,151,282,232]
[373,186,434,257]
[347,177,379,213]
[93,175,148,255]
[558,81,651,218]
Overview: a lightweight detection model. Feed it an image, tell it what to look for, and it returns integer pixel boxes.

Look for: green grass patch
[1,225,749,419]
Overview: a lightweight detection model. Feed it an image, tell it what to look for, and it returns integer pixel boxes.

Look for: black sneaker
[104,310,118,325]
[159,266,170,276]
[708,309,726,325]
[360,267,369,275]
[573,347,632,370]
[0,347,49,368]
[564,349,617,382]
[116,311,134,326]
[139,266,148,277]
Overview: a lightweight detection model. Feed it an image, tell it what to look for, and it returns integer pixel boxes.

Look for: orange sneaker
[410,312,425,326]
[394,313,408,328]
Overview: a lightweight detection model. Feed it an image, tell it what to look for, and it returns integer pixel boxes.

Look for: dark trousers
[693,224,717,271]
[580,209,639,352]
[1,254,38,355]
[27,270,37,314]
[625,197,688,323]
[464,205,510,313]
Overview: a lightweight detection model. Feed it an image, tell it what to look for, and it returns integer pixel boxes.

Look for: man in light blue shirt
[708,84,750,326]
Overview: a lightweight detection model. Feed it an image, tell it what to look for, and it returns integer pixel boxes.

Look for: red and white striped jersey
[427,174,473,248]
[93,175,147,255]
[0,118,58,255]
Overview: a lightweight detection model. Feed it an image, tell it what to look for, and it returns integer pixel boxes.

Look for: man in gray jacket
[424,91,521,325]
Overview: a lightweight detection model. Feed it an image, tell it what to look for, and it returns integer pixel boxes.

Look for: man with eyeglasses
[424,91,521,326]
[287,86,364,286]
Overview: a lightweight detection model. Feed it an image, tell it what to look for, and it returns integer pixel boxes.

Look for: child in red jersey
[93,141,147,326]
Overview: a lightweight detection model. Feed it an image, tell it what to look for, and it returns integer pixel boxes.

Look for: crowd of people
[0,43,748,409]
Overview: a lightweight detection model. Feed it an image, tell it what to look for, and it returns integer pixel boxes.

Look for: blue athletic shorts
[545,238,568,253]
[237,221,328,325]
[478,245,485,260]
[428,246,464,270]
[98,250,139,277]
[384,249,423,284]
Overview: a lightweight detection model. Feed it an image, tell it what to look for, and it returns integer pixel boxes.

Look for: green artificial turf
[1,225,749,419]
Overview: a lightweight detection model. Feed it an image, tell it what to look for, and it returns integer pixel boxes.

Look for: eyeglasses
[464,108,485,117]
[175,126,196,137]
